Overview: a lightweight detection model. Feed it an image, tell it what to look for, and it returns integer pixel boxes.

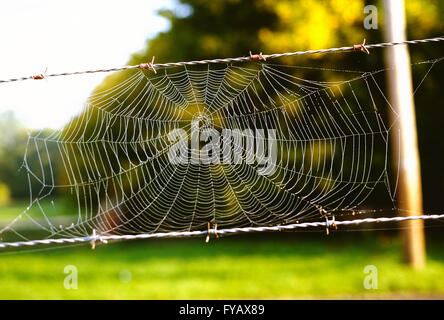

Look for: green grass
[1,234,444,299]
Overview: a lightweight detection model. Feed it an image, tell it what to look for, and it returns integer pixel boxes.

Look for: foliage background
[68,0,444,212]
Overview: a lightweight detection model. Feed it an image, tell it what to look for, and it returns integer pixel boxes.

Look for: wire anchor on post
[324,216,337,235]
[205,222,218,243]
[90,229,108,249]
[315,204,337,235]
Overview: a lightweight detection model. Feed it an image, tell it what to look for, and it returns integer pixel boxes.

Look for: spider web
[1,60,414,242]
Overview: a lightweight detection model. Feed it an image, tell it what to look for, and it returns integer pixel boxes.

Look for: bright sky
[0,0,178,129]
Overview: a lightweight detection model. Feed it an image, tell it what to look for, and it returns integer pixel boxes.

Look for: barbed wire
[1,213,444,249]
[1,36,443,84]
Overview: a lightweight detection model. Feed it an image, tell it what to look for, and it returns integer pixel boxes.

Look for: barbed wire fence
[1,214,444,249]
[1,37,443,83]
[1,36,444,249]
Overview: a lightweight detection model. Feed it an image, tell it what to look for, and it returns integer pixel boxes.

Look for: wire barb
[139,56,157,74]
[249,51,266,61]
[325,216,337,235]
[214,224,219,239]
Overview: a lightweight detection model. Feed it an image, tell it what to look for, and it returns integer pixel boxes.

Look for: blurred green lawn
[1,232,444,299]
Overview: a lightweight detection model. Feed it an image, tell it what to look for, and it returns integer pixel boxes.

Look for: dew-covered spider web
[1,58,441,244]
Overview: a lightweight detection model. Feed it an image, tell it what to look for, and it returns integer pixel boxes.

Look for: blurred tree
[95,0,444,94]
[0,183,10,205]
[0,112,63,202]
[0,111,28,200]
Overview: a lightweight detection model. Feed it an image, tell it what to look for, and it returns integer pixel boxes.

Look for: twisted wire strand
[1,213,444,248]
[1,37,443,84]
